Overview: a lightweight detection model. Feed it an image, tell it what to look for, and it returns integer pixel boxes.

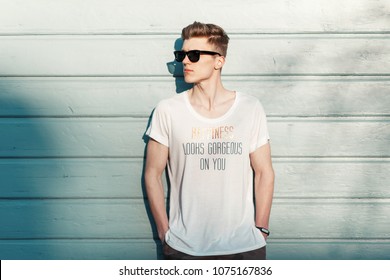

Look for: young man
[145,22,274,260]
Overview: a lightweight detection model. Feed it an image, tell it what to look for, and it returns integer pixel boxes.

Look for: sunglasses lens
[187,51,200,62]
[174,51,185,62]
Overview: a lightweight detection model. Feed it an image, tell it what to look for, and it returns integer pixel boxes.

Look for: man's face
[181,37,221,84]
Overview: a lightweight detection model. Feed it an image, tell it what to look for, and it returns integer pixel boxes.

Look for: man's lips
[184,69,193,73]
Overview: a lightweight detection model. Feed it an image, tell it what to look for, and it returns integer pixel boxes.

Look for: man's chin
[184,77,197,84]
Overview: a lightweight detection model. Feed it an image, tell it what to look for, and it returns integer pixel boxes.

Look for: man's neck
[191,78,228,111]
[188,77,236,119]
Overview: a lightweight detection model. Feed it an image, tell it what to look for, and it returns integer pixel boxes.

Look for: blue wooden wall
[0,0,389,259]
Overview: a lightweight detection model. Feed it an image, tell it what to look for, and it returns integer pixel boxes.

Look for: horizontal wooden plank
[268,239,390,260]
[1,158,389,199]
[1,77,389,117]
[270,199,390,239]
[0,199,155,239]
[0,239,160,260]
[0,118,148,158]
[0,199,389,239]
[274,159,390,198]
[0,118,388,157]
[1,0,389,34]
[269,118,390,157]
[1,35,390,76]
[0,158,157,198]
[0,239,389,260]
[0,77,177,117]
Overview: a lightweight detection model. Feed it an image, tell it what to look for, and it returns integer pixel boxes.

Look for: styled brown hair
[181,21,230,57]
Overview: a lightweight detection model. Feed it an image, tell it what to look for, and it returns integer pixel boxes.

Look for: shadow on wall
[166,38,193,94]
[141,37,193,259]
[0,82,58,259]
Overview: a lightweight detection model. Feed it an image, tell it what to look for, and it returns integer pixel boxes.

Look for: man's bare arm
[144,138,169,242]
[250,142,275,240]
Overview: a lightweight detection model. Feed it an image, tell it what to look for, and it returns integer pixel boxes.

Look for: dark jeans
[163,242,266,260]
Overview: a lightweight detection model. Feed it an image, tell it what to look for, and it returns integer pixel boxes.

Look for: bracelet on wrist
[256,226,270,236]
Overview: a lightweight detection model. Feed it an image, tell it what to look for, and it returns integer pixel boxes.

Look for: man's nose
[182,54,191,64]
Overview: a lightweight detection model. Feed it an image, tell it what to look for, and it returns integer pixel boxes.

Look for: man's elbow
[256,167,275,187]
[144,168,161,189]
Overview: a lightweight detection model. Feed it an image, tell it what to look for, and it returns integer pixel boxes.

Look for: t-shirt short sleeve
[250,101,270,153]
[146,101,170,147]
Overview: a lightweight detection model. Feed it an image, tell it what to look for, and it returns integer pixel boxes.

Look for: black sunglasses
[174,50,222,63]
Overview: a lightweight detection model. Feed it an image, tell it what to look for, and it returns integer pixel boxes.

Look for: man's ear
[215,56,225,70]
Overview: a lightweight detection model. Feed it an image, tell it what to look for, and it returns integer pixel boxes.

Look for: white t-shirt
[146,91,270,256]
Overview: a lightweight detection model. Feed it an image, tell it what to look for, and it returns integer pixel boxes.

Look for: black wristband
[256,226,270,236]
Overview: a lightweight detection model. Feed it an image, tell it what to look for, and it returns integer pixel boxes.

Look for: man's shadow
[166,38,193,93]
[141,38,192,259]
